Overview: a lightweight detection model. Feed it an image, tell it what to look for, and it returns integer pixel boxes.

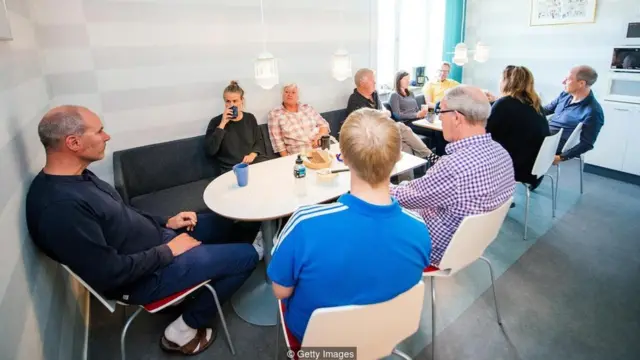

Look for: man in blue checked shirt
[267,108,431,343]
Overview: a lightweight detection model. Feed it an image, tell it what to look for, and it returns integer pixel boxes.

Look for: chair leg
[547,174,557,218]
[479,256,503,327]
[580,156,584,194]
[555,164,560,204]
[392,348,412,360]
[524,184,531,240]
[120,307,143,360]
[204,284,236,355]
[275,302,280,360]
[431,277,436,360]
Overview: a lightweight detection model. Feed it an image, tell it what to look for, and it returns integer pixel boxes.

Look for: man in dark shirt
[346,68,385,117]
[544,65,605,165]
[26,106,262,355]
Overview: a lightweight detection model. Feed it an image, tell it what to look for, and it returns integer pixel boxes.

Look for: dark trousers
[126,213,260,329]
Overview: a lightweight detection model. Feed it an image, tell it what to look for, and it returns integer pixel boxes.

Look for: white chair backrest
[62,265,117,313]
[531,129,564,176]
[302,281,425,359]
[438,198,513,274]
[561,122,583,153]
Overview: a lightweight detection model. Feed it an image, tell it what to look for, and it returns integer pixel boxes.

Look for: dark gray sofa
[113,112,345,217]
[320,109,347,139]
[113,135,219,217]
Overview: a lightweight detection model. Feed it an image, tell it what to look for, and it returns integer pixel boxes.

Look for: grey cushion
[113,135,216,203]
[320,109,347,139]
[259,123,279,159]
[383,102,397,120]
[130,178,214,217]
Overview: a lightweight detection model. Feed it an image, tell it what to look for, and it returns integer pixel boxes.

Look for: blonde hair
[282,83,298,93]
[339,108,402,185]
[223,80,244,98]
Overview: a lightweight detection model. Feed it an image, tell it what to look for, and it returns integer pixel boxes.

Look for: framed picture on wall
[530,0,597,26]
[0,0,12,40]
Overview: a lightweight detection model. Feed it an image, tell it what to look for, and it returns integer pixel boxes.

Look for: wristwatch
[559,154,567,161]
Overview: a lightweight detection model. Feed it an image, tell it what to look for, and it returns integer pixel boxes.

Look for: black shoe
[528,177,544,192]
[510,202,516,209]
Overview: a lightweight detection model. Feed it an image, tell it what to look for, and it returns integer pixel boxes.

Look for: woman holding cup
[205,81,267,175]
[389,71,429,120]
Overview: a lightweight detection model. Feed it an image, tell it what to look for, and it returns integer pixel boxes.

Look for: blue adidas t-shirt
[267,193,431,341]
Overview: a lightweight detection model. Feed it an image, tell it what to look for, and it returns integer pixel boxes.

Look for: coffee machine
[412,66,428,86]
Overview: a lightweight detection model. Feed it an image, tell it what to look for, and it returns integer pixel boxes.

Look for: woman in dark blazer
[486,65,550,189]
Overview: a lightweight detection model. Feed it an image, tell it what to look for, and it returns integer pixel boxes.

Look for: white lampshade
[474,41,490,63]
[331,49,352,81]
[452,43,468,66]
[453,43,468,59]
[254,52,279,90]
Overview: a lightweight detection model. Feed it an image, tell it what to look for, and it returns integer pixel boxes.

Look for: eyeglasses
[435,108,465,116]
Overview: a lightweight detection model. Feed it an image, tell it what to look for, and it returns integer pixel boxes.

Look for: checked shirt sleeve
[390,160,457,210]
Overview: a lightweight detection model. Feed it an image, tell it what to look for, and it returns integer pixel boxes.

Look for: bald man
[390,86,515,266]
[26,106,262,355]
[346,68,434,160]
[543,65,604,166]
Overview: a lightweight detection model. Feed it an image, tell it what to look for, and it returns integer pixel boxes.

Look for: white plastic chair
[61,265,235,360]
[276,281,425,360]
[520,129,564,240]
[555,123,584,195]
[423,198,513,360]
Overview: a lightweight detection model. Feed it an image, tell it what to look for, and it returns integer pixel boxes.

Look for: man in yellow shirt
[422,62,460,109]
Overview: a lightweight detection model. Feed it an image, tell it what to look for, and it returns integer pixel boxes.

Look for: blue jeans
[125,213,260,329]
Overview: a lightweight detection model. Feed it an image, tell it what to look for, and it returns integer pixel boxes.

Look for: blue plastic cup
[233,163,249,187]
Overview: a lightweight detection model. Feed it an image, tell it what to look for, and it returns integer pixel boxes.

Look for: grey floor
[88,160,640,360]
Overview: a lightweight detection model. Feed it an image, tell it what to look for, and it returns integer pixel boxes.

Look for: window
[376,0,396,91]
[376,0,446,90]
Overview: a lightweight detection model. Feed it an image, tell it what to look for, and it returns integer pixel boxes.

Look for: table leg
[230,219,279,326]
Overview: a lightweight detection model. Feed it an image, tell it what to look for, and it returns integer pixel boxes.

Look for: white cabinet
[621,106,640,176]
[586,102,630,171]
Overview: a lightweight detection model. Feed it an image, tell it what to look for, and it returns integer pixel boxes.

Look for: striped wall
[462,0,639,104]
[38,0,376,184]
[0,0,89,359]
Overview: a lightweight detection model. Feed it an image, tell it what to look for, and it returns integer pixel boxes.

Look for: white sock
[164,315,197,347]
[253,231,264,261]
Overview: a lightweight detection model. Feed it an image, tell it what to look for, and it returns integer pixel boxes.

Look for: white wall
[463,0,640,103]
[0,0,88,359]
[37,0,376,183]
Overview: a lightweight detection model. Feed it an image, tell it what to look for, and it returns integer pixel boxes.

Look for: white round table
[412,114,443,132]
[203,144,428,326]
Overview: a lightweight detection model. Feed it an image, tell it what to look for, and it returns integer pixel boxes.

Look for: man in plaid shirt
[267,84,330,156]
[390,85,515,266]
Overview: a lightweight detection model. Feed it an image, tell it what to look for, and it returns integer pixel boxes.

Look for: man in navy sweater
[544,65,605,165]
[26,106,263,355]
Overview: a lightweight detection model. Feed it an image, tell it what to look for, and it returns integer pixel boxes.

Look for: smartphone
[230,106,238,119]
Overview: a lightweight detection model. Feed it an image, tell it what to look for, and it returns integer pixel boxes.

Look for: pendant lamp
[254,0,278,89]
